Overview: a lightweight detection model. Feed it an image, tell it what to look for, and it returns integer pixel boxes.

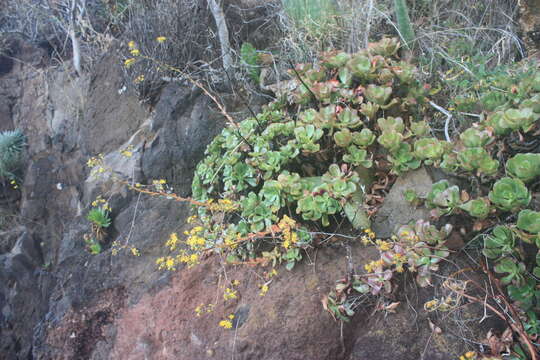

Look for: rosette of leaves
[494,257,526,285]
[517,210,540,234]
[506,153,540,183]
[459,128,492,148]
[426,180,460,215]
[396,221,451,287]
[459,198,491,219]
[482,226,516,259]
[86,207,111,242]
[457,147,499,176]
[387,143,421,174]
[87,208,111,229]
[343,145,372,167]
[294,125,324,152]
[486,107,539,135]
[488,177,531,212]
[352,128,376,147]
[413,137,447,165]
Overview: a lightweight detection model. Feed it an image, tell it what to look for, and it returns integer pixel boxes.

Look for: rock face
[0,39,498,360]
[372,167,433,238]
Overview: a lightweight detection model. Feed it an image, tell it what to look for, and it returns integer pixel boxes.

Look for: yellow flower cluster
[120,147,133,158]
[205,199,240,212]
[360,228,376,245]
[364,259,384,273]
[259,283,269,296]
[278,215,298,249]
[156,256,176,271]
[398,230,419,244]
[124,58,136,68]
[424,295,459,312]
[375,239,391,251]
[156,36,167,43]
[205,198,239,212]
[458,351,476,360]
[194,303,214,316]
[177,250,199,267]
[91,196,111,212]
[218,314,235,329]
[151,179,168,192]
[10,180,18,189]
[86,154,104,168]
[130,247,141,256]
[134,75,144,84]
[184,226,206,250]
[223,287,237,301]
[165,232,179,251]
[392,252,405,273]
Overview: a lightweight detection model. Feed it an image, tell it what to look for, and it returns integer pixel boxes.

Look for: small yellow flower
[223,287,237,301]
[124,58,136,67]
[376,240,391,251]
[130,247,140,256]
[219,319,233,329]
[232,280,240,286]
[228,314,235,320]
[130,48,140,56]
[156,36,167,43]
[128,40,136,49]
[134,75,145,84]
[464,352,476,359]
[259,283,269,296]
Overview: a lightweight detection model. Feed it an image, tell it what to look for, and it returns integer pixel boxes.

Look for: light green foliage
[517,210,540,234]
[457,147,499,176]
[240,42,261,83]
[192,38,439,264]
[87,207,111,229]
[459,128,492,148]
[459,198,491,219]
[426,180,460,215]
[488,177,531,212]
[84,236,102,255]
[506,153,540,183]
[494,257,526,285]
[483,226,515,259]
[0,129,26,181]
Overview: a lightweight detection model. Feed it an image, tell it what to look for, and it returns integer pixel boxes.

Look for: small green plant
[85,196,112,247]
[459,198,491,219]
[0,129,26,181]
[506,153,540,183]
[240,42,261,83]
[516,210,540,234]
[87,207,112,229]
[326,221,451,320]
[83,234,103,255]
[488,177,531,212]
[482,226,516,259]
[425,180,461,215]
